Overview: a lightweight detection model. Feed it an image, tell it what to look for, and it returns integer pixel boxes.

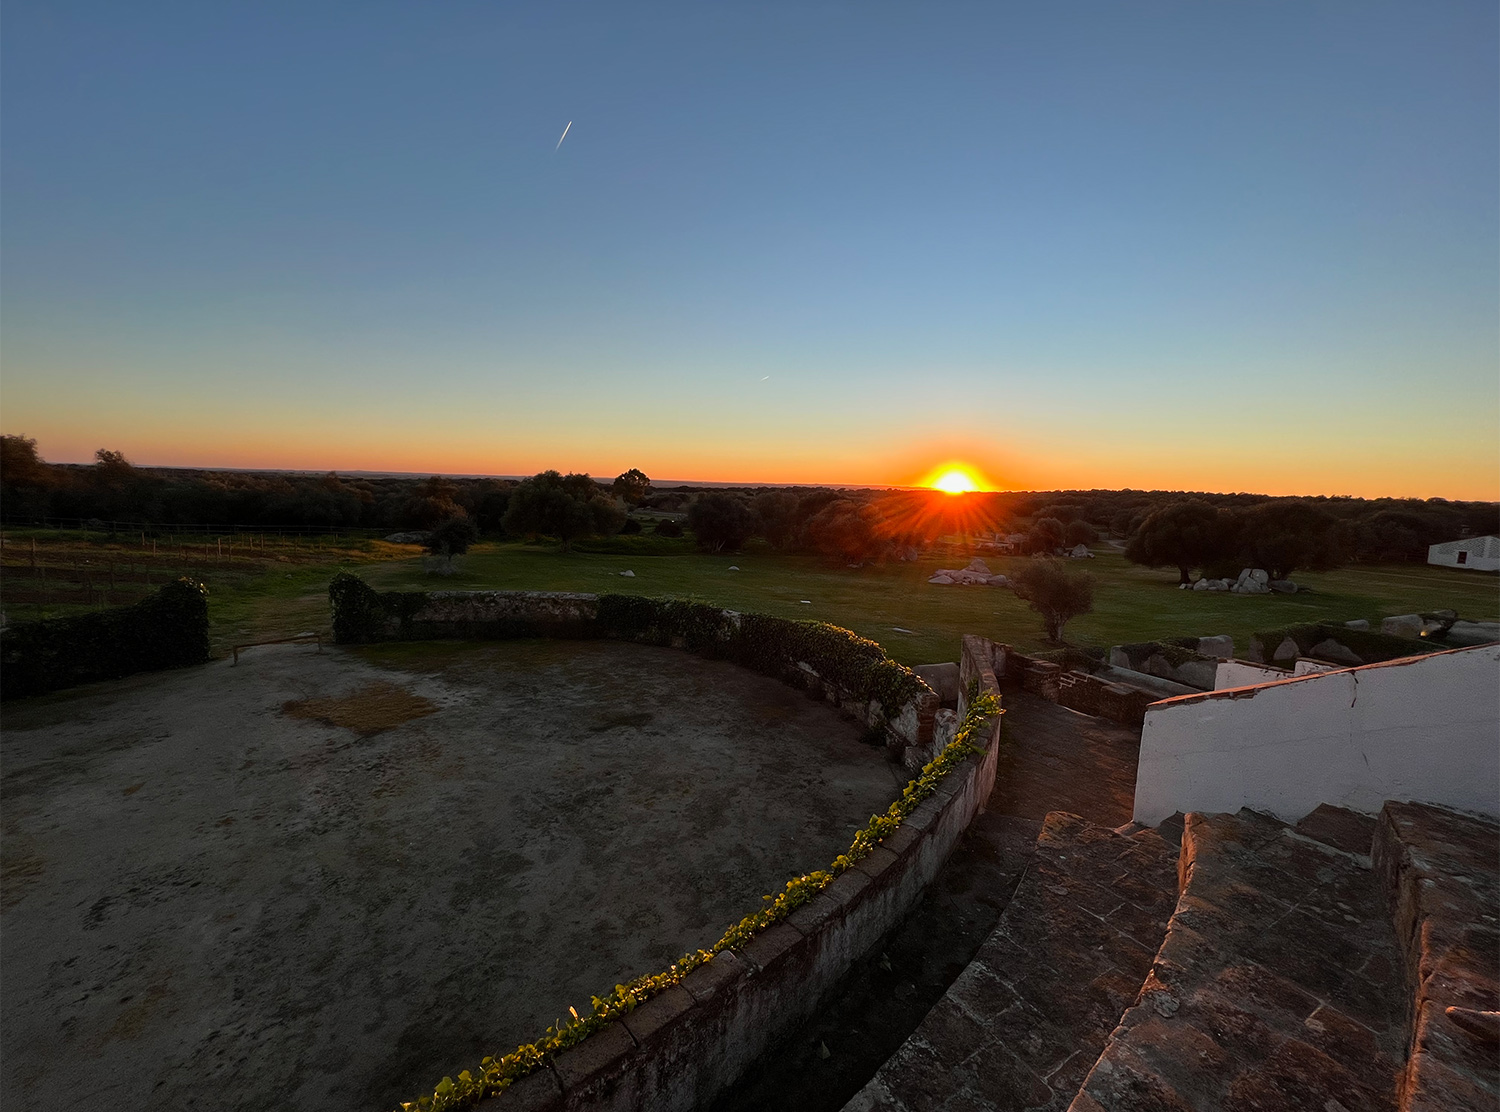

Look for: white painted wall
[1214,660,1290,689]
[1135,644,1500,825]
[1428,535,1500,572]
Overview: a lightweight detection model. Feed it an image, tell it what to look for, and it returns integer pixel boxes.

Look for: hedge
[0,578,210,700]
[396,689,1002,1112]
[326,575,930,728]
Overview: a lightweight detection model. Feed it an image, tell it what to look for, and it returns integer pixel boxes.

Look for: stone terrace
[846,812,1178,1112]
[1073,807,1409,1111]
[845,794,1497,1112]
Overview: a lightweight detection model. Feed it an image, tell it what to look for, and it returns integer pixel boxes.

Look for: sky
[2,2,1496,499]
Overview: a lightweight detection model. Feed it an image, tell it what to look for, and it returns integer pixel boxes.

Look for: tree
[1023,517,1066,555]
[94,448,134,478]
[1011,558,1096,643]
[502,471,618,551]
[426,515,479,574]
[687,492,756,552]
[1064,520,1098,548]
[1,435,47,486]
[401,476,462,530]
[611,468,652,506]
[1124,500,1233,584]
[804,498,887,565]
[1232,501,1343,580]
[753,491,801,550]
[466,480,513,535]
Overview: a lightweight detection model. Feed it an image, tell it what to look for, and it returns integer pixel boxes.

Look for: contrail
[555,121,572,150]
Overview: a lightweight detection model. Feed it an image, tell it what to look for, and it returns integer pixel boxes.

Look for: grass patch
[281,680,437,736]
[12,531,1493,665]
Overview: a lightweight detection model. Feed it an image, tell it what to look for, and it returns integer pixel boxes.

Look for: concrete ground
[1,639,904,1112]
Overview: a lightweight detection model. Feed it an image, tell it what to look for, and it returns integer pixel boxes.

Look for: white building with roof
[1427,535,1500,571]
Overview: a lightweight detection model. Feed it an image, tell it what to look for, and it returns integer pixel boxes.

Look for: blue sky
[3,2,1496,496]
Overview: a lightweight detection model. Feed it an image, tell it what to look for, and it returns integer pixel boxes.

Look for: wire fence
[0,516,387,538]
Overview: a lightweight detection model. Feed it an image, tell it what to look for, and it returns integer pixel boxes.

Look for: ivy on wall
[0,577,210,700]
[396,691,1003,1112]
[594,594,928,724]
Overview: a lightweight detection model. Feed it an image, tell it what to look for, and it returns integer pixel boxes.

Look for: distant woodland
[1,436,1495,568]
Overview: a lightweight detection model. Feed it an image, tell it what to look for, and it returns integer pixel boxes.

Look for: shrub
[426,516,479,575]
[653,519,683,538]
[0,578,210,700]
[619,518,642,535]
[1011,558,1096,643]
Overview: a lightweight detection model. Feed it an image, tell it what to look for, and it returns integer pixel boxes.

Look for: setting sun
[922,464,987,494]
[933,470,977,494]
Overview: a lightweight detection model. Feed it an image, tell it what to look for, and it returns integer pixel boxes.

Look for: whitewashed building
[1427,535,1500,571]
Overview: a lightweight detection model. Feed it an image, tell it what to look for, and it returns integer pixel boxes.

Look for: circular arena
[1,638,907,1111]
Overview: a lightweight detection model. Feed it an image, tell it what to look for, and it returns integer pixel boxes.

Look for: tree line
[3,436,1493,572]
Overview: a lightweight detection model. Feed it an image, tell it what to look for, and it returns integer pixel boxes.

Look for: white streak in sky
[555,121,572,150]
[761,376,770,380]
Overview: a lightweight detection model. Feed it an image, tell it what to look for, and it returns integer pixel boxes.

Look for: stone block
[618,985,695,1047]
[734,922,804,976]
[785,892,841,937]
[473,1066,562,1112]
[1382,613,1425,638]
[1307,638,1363,666]
[912,662,961,706]
[550,1021,637,1097]
[1196,635,1234,659]
[680,950,747,1004]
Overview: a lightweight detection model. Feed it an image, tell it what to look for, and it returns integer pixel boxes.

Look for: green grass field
[7,531,1495,665]
[344,540,1497,665]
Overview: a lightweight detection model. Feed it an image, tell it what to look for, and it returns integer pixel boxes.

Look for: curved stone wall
[476,644,1004,1112]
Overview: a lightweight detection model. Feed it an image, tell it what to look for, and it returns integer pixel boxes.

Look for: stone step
[1373,800,1499,1111]
[1069,807,1408,1112]
[844,810,1178,1112]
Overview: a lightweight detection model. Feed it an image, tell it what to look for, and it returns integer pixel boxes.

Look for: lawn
[347,541,1498,665]
[6,531,1494,666]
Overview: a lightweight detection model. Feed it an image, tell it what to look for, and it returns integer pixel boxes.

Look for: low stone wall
[403,590,599,640]
[978,640,1157,728]
[478,654,1006,1112]
[329,578,937,752]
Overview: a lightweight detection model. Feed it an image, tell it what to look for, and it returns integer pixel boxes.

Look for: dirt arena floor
[1,639,905,1111]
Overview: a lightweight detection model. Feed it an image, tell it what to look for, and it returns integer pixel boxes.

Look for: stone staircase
[845,802,1498,1112]
[845,813,1179,1111]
